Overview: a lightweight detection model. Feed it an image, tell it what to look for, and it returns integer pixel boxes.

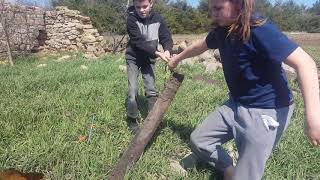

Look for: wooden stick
[108,72,184,180]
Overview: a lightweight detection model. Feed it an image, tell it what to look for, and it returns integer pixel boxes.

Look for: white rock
[282,63,296,74]
[80,65,88,70]
[169,159,187,176]
[37,64,47,67]
[119,65,127,72]
[55,55,71,62]
[181,57,198,66]
[82,34,96,43]
[205,62,222,73]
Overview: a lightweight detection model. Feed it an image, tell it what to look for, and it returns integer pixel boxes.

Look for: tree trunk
[3,19,13,66]
[0,0,14,66]
[108,72,185,180]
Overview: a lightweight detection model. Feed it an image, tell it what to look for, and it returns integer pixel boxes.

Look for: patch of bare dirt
[285,32,320,47]
[193,74,220,85]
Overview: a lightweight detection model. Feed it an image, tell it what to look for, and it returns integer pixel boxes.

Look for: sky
[5,0,318,8]
[6,0,52,8]
[187,0,317,8]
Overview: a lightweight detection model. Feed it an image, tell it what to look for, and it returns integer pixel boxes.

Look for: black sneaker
[180,152,200,170]
[127,116,137,123]
[127,117,140,134]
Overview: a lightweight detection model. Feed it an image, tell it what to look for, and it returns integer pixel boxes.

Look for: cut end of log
[172,72,184,82]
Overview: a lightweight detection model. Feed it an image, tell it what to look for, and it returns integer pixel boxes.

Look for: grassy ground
[0,48,319,179]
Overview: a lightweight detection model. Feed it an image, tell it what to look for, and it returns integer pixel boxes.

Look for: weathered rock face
[44,6,105,58]
[173,40,222,73]
[0,4,105,59]
[0,3,45,57]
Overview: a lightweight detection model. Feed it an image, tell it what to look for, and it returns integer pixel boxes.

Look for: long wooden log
[108,72,184,180]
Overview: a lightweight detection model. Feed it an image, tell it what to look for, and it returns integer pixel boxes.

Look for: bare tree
[110,0,130,54]
[0,0,14,66]
[86,0,96,6]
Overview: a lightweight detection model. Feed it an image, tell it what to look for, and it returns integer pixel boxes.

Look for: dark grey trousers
[125,59,158,119]
[190,98,294,180]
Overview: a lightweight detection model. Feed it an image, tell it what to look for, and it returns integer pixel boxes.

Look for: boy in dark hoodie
[125,0,173,131]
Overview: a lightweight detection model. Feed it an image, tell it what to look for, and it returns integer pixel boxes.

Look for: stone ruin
[0,3,45,57]
[0,4,106,59]
[45,6,105,58]
[172,40,222,73]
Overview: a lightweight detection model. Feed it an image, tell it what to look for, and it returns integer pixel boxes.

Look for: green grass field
[0,48,319,179]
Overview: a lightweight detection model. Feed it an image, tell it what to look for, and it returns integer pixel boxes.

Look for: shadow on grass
[122,95,223,179]
[166,119,194,144]
[137,95,149,119]
[165,118,225,180]
[144,117,223,179]
[196,163,224,180]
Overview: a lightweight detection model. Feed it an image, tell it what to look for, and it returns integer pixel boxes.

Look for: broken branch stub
[108,72,184,180]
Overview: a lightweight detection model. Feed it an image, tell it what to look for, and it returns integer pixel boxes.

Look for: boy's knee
[126,95,137,105]
[127,97,135,102]
[245,133,275,154]
[190,130,204,150]
[128,88,138,97]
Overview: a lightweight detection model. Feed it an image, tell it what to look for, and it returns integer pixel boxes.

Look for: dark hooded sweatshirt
[125,6,173,62]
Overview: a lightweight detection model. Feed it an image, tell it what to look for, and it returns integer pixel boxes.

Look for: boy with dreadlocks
[159,0,320,179]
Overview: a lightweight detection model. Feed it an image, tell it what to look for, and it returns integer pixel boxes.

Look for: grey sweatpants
[190,98,294,180]
[125,59,158,119]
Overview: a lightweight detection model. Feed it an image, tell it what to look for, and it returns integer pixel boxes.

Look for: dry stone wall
[0,3,45,57]
[45,6,105,58]
[0,4,105,59]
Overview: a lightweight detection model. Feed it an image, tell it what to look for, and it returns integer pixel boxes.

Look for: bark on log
[108,72,185,180]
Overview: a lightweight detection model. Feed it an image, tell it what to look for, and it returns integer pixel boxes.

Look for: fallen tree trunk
[108,72,184,180]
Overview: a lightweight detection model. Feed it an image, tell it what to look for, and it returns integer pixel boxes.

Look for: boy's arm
[285,47,320,146]
[168,39,209,70]
[158,17,173,54]
[127,17,157,58]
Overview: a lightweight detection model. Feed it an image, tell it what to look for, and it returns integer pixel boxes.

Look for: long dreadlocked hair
[210,0,266,41]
